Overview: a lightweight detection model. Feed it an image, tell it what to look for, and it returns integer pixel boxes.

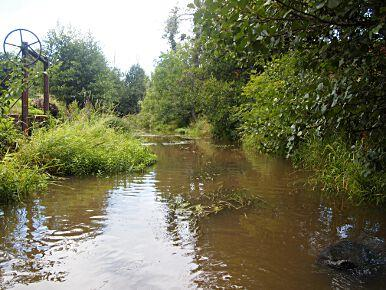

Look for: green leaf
[371,23,383,35]
[327,0,341,9]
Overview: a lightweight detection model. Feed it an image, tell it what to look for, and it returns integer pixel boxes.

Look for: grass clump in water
[15,111,156,176]
[0,158,48,203]
[0,108,156,203]
[166,187,263,219]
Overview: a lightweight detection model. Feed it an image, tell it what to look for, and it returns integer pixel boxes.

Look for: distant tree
[163,7,180,51]
[116,64,146,115]
[44,25,120,106]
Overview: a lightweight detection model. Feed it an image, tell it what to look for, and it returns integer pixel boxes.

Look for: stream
[1,135,385,289]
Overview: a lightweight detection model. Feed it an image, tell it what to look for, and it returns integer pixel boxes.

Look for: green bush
[15,111,156,176]
[200,77,242,140]
[294,136,386,205]
[237,53,314,155]
[185,117,212,138]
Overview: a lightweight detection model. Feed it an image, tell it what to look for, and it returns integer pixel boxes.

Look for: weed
[293,136,386,205]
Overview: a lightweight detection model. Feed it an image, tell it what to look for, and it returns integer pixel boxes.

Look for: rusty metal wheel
[3,28,42,66]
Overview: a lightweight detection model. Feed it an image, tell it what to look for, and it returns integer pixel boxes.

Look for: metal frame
[3,28,49,135]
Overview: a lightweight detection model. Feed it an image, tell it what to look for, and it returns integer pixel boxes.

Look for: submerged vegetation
[163,187,263,220]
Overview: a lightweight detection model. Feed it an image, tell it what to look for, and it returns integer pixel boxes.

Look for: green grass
[293,137,386,205]
[0,109,156,203]
[0,118,23,157]
[184,117,212,138]
[0,159,48,203]
[15,112,156,176]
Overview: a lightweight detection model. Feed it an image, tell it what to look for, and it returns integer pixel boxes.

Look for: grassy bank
[293,137,385,205]
[0,110,156,203]
[0,159,48,203]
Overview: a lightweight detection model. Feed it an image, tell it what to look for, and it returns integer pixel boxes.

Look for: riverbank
[0,109,156,204]
[136,113,386,206]
[1,135,385,289]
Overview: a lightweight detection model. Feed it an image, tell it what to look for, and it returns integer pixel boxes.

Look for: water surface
[1,136,385,289]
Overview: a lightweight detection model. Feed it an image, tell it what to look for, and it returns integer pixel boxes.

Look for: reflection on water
[0,136,385,289]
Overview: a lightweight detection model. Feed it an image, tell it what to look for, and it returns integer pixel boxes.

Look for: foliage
[104,115,135,133]
[116,64,147,115]
[141,45,201,129]
[44,25,122,106]
[0,118,22,157]
[293,136,386,205]
[164,7,180,51]
[191,0,386,149]
[199,77,241,140]
[192,0,385,68]
[185,117,212,137]
[162,187,263,219]
[141,44,243,139]
[0,55,45,157]
[0,158,48,203]
[1,54,46,115]
[15,109,156,176]
[238,53,310,155]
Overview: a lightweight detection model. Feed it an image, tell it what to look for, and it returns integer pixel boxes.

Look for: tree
[116,64,147,115]
[44,25,121,106]
[163,7,180,51]
[191,0,386,150]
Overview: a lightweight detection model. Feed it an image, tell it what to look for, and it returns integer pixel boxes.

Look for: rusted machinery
[2,28,50,135]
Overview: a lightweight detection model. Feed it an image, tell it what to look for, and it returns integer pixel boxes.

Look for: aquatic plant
[165,187,263,219]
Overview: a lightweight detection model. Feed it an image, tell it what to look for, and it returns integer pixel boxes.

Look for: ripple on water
[0,136,385,289]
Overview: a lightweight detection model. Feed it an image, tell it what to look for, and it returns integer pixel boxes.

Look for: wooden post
[21,47,29,135]
[43,62,49,114]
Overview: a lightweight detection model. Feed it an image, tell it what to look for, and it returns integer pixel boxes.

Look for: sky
[0,0,192,74]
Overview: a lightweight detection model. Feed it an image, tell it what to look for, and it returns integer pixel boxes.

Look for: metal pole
[43,62,49,114]
[21,45,29,135]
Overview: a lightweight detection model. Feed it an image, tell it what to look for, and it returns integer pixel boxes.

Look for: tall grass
[15,112,156,176]
[0,109,156,203]
[0,118,23,157]
[0,158,48,203]
[293,137,386,205]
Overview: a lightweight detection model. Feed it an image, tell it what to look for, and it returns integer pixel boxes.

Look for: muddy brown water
[1,135,385,289]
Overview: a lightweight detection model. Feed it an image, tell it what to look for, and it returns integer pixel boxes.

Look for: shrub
[237,53,312,156]
[15,111,156,176]
[185,117,212,138]
[104,115,134,133]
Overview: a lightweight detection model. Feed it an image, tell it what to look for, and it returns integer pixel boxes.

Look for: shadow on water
[0,135,385,289]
